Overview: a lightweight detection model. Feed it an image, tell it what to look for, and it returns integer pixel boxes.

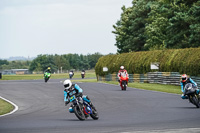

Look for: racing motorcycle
[81,71,85,79]
[69,71,74,79]
[44,72,51,82]
[68,95,99,121]
[119,74,129,91]
[184,83,200,108]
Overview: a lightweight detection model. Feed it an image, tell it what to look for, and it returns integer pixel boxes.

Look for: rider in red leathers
[118,66,129,86]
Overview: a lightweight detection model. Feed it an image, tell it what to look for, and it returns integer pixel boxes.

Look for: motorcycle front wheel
[45,77,49,82]
[74,104,86,120]
[122,81,126,91]
[192,95,199,108]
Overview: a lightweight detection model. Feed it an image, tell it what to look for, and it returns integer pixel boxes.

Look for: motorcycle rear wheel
[90,106,99,120]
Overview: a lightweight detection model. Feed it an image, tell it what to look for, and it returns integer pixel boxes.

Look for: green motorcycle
[44,72,51,82]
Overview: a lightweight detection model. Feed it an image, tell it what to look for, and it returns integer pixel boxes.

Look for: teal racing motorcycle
[184,83,200,108]
[68,95,99,121]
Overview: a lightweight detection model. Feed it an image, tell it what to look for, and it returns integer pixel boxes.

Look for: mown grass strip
[103,81,182,94]
[0,98,14,115]
[0,72,96,80]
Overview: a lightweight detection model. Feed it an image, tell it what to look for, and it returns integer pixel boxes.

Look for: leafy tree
[54,55,70,71]
[188,1,200,46]
[88,52,103,69]
[29,53,103,73]
[145,1,171,50]
[0,60,31,70]
[113,0,200,52]
[29,55,57,73]
[113,0,151,53]
[0,60,9,66]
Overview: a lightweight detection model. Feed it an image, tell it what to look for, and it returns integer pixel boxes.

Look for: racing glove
[65,100,70,106]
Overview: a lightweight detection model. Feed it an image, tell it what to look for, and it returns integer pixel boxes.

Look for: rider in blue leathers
[63,79,93,113]
[181,74,199,99]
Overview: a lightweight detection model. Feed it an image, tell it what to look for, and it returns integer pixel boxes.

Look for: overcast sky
[0,0,132,59]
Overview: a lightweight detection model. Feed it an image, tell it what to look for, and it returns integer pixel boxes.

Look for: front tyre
[45,77,49,82]
[90,106,99,120]
[122,81,126,91]
[74,104,86,120]
[192,95,199,108]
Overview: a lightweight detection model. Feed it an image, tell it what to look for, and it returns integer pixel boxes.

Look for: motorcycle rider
[81,70,85,78]
[118,66,129,86]
[44,67,51,73]
[181,74,199,99]
[69,70,74,79]
[63,79,94,113]
[44,67,51,79]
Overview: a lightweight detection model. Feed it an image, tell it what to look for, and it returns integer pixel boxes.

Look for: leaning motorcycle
[44,72,51,82]
[184,83,199,108]
[120,75,129,91]
[68,95,99,121]
[69,72,74,79]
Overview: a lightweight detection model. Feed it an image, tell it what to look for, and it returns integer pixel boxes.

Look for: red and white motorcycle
[119,73,129,91]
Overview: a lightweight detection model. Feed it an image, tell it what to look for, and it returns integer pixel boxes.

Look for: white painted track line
[0,96,18,117]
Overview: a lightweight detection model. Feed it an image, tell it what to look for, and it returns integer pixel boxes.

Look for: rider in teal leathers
[181,74,199,99]
[63,79,93,113]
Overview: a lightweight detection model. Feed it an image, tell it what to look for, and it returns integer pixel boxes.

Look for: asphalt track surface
[0,79,200,133]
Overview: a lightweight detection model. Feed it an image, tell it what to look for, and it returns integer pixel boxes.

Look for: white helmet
[63,79,72,89]
[120,66,124,70]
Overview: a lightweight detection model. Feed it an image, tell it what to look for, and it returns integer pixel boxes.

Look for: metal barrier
[97,72,200,88]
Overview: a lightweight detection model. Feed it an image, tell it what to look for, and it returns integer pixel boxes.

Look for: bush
[95,48,200,76]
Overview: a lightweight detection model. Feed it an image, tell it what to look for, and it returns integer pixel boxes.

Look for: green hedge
[95,48,200,76]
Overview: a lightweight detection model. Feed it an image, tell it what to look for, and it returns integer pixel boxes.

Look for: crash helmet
[63,79,72,90]
[120,66,124,70]
[182,74,188,82]
[48,67,51,70]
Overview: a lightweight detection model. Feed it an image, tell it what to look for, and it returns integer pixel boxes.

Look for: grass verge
[103,81,182,94]
[0,98,14,115]
[72,79,97,83]
[0,71,96,80]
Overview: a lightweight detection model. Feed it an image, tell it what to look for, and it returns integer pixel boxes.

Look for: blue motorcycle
[69,95,99,120]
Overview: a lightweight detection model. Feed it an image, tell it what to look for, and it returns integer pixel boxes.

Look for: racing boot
[196,89,200,95]
[181,94,188,99]
[69,104,74,113]
[83,95,96,110]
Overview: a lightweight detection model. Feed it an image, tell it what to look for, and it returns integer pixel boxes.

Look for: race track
[0,79,200,133]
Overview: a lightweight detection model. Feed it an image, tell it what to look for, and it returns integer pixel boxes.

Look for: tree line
[0,60,31,70]
[113,0,200,53]
[0,53,103,73]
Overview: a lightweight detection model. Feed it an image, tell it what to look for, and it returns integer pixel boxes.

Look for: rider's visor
[182,77,186,80]
[64,84,69,88]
